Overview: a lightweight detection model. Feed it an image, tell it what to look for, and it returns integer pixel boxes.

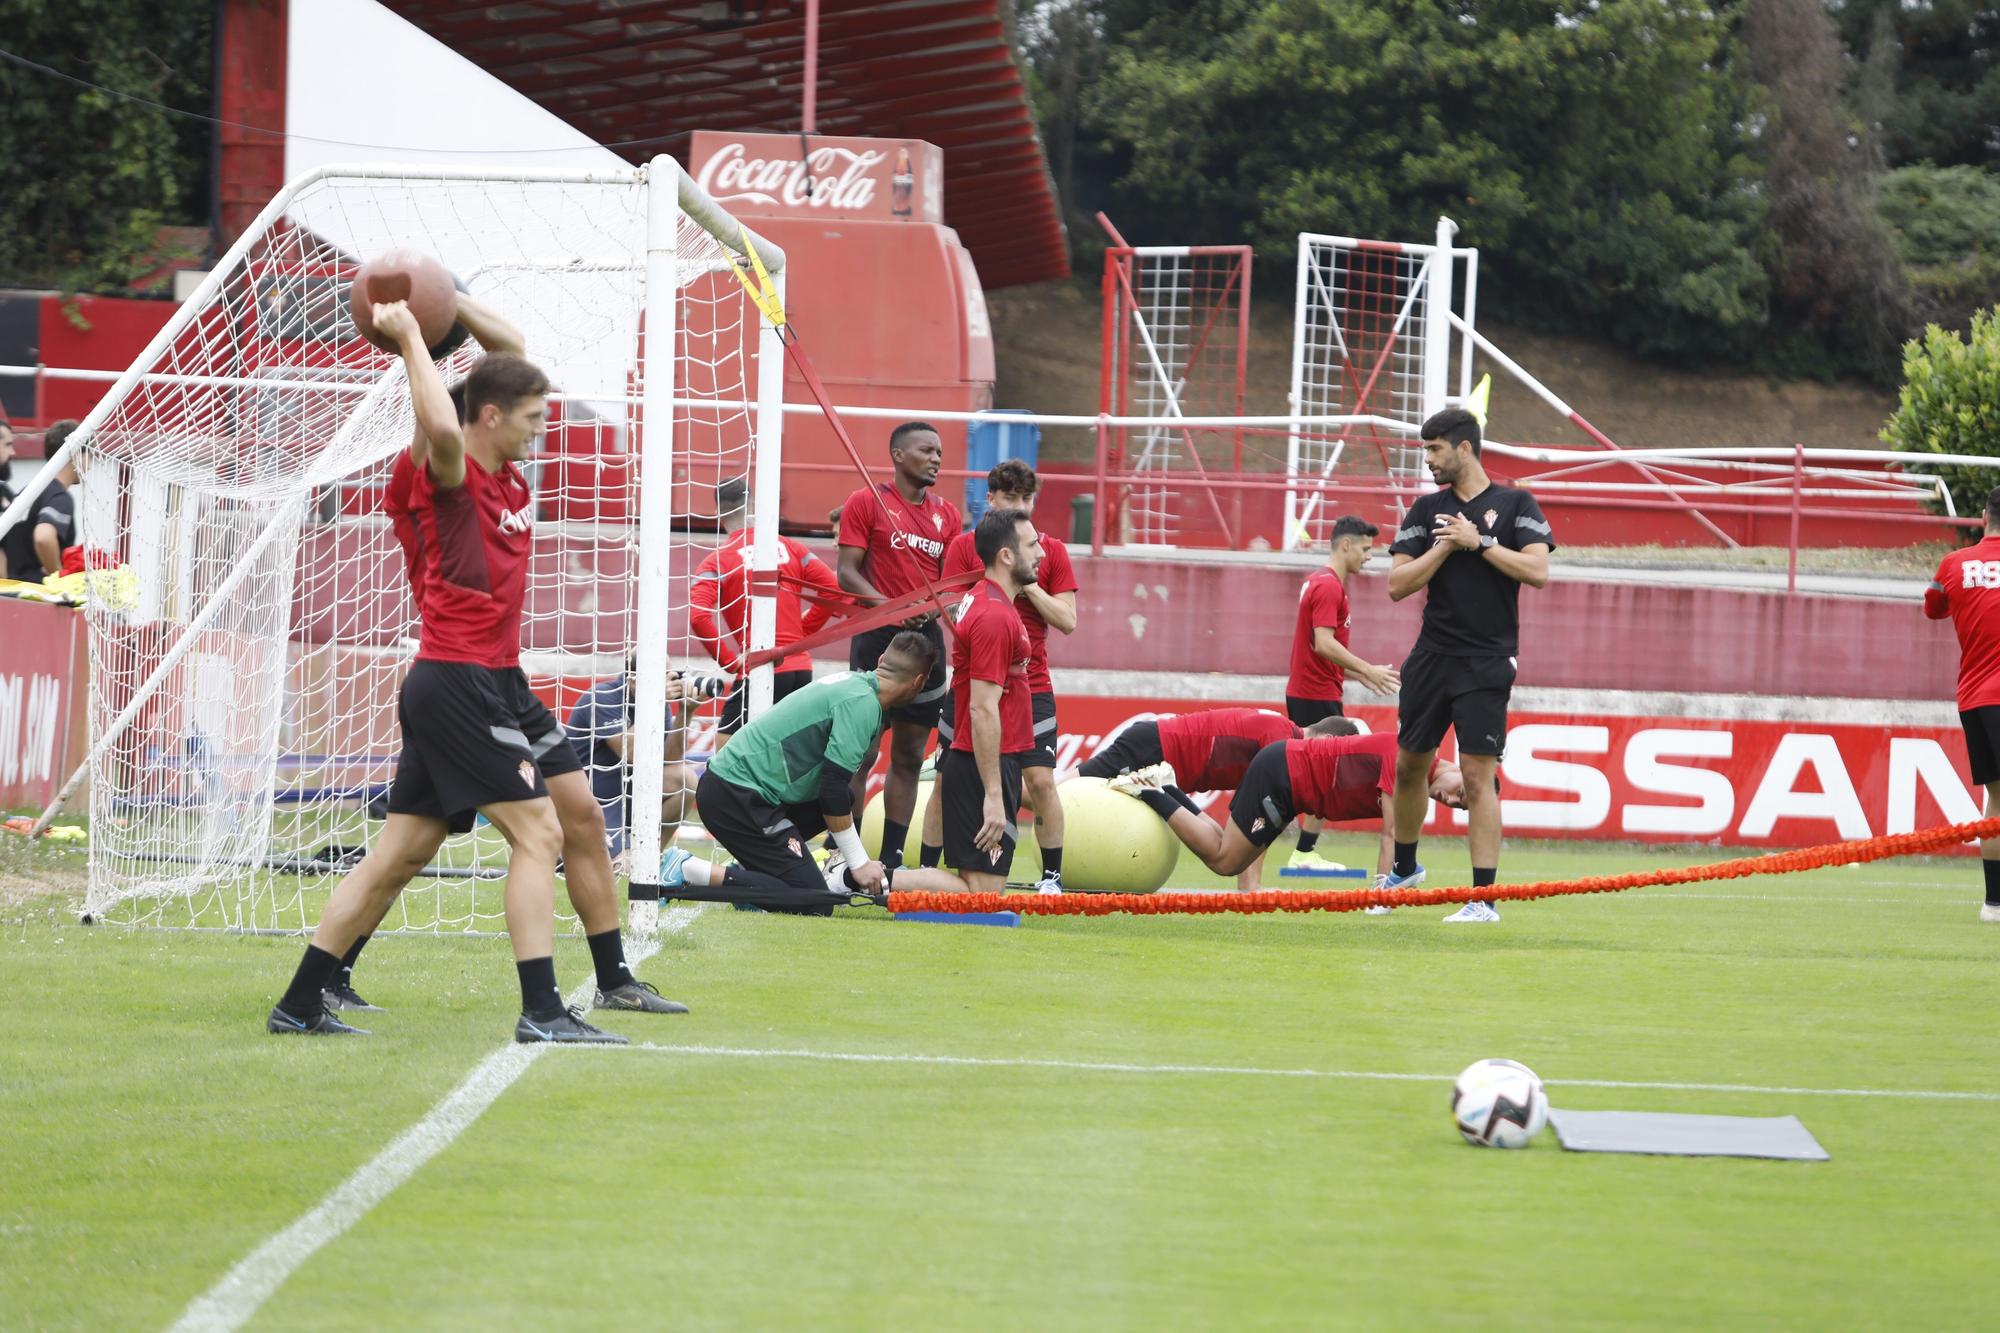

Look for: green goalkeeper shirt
[705,670,885,806]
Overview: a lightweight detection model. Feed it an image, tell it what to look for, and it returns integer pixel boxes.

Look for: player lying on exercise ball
[1116,729,1466,890]
[658,631,958,912]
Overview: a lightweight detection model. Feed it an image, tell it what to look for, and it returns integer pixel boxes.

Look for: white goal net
[48,159,782,933]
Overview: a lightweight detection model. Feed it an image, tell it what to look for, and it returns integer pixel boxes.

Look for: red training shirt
[383,450,425,603]
[943,527,1079,694]
[837,483,959,603]
[1156,707,1301,792]
[1286,566,1352,701]
[949,578,1034,754]
[407,456,535,669]
[1926,533,2000,711]
[1284,731,1435,823]
[689,529,840,674]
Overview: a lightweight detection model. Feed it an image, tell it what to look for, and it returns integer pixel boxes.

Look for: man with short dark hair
[1924,484,2000,923]
[3,420,79,581]
[662,631,940,912]
[926,460,1078,889]
[691,476,841,748]
[1383,407,1553,923]
[934,507,1043,890]
[836,422,960,873]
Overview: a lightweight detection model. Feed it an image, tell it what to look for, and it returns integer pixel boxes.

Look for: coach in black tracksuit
[1383,408,1555,923]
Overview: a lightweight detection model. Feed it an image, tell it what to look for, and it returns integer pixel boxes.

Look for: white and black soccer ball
[1451,1058,1549,1148]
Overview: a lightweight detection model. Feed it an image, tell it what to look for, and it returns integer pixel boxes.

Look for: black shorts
[387,660,580,834]
[850,620,947,728]
[938,746,1023,877]
[718,668,813,735]
[1078,719,1164,780]
[694,768,829,896]
[1023,691,1059,769]
[1963,707,2000,787]
[1286,695,1345,727]
[1226,742,1297,848]
[1397,648,1517,757]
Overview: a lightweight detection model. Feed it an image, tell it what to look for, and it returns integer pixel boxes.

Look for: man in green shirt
[662,630,938,913]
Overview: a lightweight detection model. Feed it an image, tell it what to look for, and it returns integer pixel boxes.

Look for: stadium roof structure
[381,0,1070,287]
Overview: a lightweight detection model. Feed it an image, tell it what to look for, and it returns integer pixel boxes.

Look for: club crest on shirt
[933,513,944,531]
[518,760,536,788]
[1482,509,1498,530]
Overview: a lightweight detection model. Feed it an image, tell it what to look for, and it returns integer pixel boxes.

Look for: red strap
[740,569,981,671]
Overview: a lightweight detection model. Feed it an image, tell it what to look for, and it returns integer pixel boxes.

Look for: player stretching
[1061,706,1354,888]
[657,632,939,911]
[691,476,842,750]
[1383,408,1553,923]
[925,461,1078,890]
[302,297,682,1022]
[1122,730,1465,880]
[836,423,959,873]
[1284,513,1401,868]
[1923,485,2000,923]
[268,302,634,1040]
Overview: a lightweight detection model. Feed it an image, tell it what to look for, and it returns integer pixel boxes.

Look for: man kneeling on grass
[659,630,958,912]
[1116,729,1466,894]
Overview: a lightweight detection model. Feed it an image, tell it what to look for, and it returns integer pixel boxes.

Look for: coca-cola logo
[696,142,886,212]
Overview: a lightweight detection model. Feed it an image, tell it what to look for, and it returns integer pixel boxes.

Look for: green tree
[1878,164,2000,332]
[1087,0,1772,362]
[1834,0,2000,170]
[0,0,213,295]
[1882,309,2000,522]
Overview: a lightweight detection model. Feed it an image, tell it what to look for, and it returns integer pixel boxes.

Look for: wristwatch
[1478,535,1497,550]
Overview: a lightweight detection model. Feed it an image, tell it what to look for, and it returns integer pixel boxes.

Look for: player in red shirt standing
[267,302,630,1042]
[836,422,960,873]
[1284,513,1401,867]
[922,461,1079,889]
[934,508,1043,889]
[691,476,841,748]
[1120,730,1465,882]
[1924,486,2000,923]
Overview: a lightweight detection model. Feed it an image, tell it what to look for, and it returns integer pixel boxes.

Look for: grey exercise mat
[1547,1108,1829,1161]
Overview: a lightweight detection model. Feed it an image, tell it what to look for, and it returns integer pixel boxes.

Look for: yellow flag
[1466,372,1492,429]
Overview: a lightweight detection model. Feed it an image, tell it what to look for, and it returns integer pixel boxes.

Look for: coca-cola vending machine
[688,131,991,530]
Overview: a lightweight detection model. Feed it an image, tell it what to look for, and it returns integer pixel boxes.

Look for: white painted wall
[286,0,629,179]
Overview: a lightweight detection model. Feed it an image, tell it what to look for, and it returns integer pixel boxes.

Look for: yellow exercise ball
[858,771,1177,893]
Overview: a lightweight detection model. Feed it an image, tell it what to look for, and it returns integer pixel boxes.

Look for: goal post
[34,156,786,934]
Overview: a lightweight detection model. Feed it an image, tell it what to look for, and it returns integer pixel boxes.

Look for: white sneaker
[1035,875,1064,896]
[1443,900,1500,924]
[1981,903,2000,923]
[1291,847,1348,872]
[1363,873,1392,915]
[821,851,848,892]
[1107,762,1176,796]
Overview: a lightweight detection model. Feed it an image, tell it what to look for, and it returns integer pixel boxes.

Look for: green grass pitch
[2,833,1996,1328]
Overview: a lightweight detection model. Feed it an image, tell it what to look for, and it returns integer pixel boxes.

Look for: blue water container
[964,410,1041,521]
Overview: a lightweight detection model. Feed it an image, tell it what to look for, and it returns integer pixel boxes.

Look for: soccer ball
[1450,1058,1549,1148]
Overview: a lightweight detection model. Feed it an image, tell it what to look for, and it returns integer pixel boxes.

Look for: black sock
[517,956,564,1021]
[279,945,341,1018]
[1137,788,1181,822]
[1166,786,1202,816]
[1984,860,2000,906]
[919,842,943,869]
[586,928,635,992]
[1296,830,1320,855]
[336,933,370,989]
[1040,846,1062,877]
[1393,841,1418,878]
[1473,866,1496,903]
[880,820,908,872]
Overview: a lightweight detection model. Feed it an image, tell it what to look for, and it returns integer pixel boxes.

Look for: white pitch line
[168,907,698,1333]
[608,1041,2000,1103]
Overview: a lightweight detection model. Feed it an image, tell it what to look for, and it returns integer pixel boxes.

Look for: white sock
[682,856,719,887]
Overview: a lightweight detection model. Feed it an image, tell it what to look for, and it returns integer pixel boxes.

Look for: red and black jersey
[943,527,1079,693]
[1286,567,1351,701]
[1927,534,2000,711]
[948,578,1034,754]
[1158,707,1301,792]
[837,483,959,602]
[689,530,840,674]
[407,457,534,669]
[1284,731,1417,823]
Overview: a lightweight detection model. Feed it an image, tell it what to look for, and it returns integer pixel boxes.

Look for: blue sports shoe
[1382,863,1426,890]
[658,846,692,888]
